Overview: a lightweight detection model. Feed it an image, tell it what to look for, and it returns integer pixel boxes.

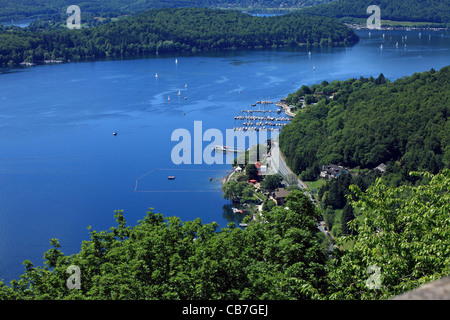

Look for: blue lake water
[0,29,449,283]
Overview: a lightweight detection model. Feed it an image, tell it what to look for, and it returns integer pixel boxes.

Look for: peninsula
[0,8,358,66]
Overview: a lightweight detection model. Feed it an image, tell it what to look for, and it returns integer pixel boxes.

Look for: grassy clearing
[305,179,326,191]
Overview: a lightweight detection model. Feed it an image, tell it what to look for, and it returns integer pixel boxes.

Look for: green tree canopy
[245,164,259,181]
[280,66,450,186]
[328,169,450,299]
[261,174,283,191]
[0,190,331,300]
[0,8,359,66]
[299,0,450,24]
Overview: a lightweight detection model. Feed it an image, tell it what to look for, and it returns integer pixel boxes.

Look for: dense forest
[280,66,450,186]
[299,0,450,24]
[0,0,333,22]
[0,170,448,300]
[280,66,449,238]
[0,8,358,66]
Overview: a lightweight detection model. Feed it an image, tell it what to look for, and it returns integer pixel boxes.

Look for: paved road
[269,137,308,190]
[267,136,332,241]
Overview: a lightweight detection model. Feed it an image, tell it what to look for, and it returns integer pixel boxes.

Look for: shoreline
[10,39,357,68]
[347,23,448,31]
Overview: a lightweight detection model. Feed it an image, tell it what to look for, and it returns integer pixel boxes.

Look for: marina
[233,100,293,131]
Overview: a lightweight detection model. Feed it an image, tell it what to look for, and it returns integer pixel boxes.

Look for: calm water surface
[0,29,449,283]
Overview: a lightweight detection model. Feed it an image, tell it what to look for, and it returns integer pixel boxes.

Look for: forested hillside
[299,0,450,24]
[0,0,334,22]
[0,8,358,66]
[279,66,450,186]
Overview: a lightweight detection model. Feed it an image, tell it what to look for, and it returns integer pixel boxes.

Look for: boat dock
[233,99,293,131]
[275,102,296,118]
[213,145,244,153]
[256,100,273,104]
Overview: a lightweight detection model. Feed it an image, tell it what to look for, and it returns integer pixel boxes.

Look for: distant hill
[298,0,450,24]
[0,0,334,22]
[0,8,358,66]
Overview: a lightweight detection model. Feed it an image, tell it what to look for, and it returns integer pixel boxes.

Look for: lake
[0,29,449,283]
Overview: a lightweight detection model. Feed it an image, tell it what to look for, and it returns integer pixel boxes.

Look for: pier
[213,145,244,153]
[256,100,273,104]
[275,102,296,118]
[233,100,293,131]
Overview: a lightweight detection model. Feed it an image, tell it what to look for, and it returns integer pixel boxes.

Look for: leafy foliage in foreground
[0,8,358,66]
[328,170,450,299]
[0,170,449,300]
[0,191,329,300]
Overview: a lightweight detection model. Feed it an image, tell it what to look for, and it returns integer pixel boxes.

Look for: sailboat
[380,44,383,50]
[178,90,181,96]
[185,83,188,88]
[313,65,316,71]
[155,73,158,78]
[168,96,170,102]
[175,58,178,64]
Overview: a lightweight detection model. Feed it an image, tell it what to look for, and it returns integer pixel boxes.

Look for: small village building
[375,163,387,173]
[255,161,263,176]
[320,164,348,180]
[273,188,291,206]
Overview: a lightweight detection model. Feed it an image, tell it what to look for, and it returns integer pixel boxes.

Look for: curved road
[268,136,308,190]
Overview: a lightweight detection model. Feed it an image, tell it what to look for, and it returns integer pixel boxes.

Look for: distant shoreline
[347,23,448,31]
